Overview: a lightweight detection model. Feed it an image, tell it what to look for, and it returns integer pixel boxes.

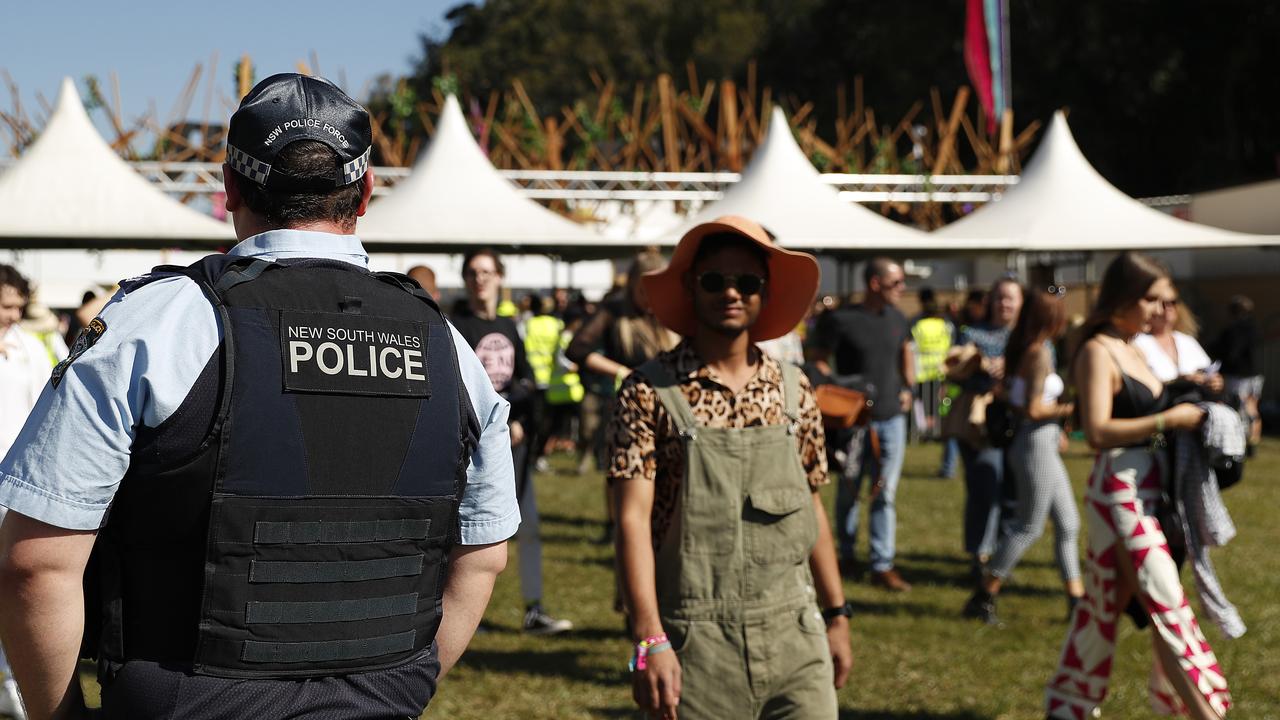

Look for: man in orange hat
[610,216,852,719]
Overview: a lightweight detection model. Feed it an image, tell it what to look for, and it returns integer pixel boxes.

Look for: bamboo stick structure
[0,60,1038,227]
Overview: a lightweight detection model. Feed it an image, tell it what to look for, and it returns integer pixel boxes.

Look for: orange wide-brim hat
[642,215,820,342]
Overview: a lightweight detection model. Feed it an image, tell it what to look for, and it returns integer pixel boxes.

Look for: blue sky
[2,0,458,146]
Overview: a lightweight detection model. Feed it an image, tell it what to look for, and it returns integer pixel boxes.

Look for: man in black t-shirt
[454,249,574,634]
[812,257,915,592]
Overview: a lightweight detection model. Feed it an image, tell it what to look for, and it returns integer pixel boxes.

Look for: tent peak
[0,76,233,245]
[768,105,788,129]
[55,77,81,113]
[663,98,931,249]
[357,89,601,247]
[934,107,1277,249]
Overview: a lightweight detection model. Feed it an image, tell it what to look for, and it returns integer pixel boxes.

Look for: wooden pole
[996,107,1014,173]
[238,55,253,100]
[657,73,678,172]
[931,86,970,176]
[721,79,739,171]
[544,116,563,170]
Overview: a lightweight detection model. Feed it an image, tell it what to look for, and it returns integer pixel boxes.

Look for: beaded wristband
[628,633,670,671]
[634,641,671,670]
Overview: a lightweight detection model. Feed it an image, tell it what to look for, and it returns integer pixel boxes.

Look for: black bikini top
[1101,341,1167,419]
[1113,373,1167,419]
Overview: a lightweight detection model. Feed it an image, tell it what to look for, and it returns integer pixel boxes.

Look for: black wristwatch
[822,601,854,625]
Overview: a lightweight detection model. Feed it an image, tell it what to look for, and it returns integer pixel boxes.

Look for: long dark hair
[1004,287,1067,385]
[1072,251,1169,363]
[624,249,667,315]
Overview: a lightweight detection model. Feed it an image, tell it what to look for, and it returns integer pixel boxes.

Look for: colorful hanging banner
[964,0,994,126]
[965,0,1011,132]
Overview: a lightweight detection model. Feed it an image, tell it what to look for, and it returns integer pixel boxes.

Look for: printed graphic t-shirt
[450,308,533,425]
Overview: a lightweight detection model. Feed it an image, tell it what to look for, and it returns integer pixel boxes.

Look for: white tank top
[1009,372,1064,409]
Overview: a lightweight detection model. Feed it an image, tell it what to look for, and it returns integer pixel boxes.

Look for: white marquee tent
[359,95,606,254]
[1189,178,1280,236]
[936,110,1280,250]
[0,77,233,249]
[663,106,1007,252]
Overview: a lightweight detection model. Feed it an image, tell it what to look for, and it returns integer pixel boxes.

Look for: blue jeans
[958,441,1006,559]
[836,414,906,572]
[939,437,959,477]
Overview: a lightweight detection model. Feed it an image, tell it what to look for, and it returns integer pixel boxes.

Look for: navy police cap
[226,73,372,190]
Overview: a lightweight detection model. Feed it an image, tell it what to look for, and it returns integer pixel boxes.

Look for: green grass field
[425,439,1280,719]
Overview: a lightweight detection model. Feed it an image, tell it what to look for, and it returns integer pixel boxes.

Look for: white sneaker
[522,605,573,635]
[0,678,26,720]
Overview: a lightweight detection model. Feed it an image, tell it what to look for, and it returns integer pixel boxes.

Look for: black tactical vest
[83,255,478,680]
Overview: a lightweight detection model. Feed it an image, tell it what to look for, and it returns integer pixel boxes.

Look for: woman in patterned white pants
[1046,252,1229,719]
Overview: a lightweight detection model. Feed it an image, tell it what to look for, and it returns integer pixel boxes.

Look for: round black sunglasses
[696,272,766,296]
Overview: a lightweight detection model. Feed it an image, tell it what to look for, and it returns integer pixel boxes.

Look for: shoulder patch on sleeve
[52,317,107,388]
[120,269,184,295]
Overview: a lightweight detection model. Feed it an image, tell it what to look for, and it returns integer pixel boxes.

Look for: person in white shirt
[0,264,49,720]
[1133,287,1223,393]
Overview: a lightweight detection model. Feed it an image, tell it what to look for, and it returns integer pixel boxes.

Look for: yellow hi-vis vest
[547,329,585,405]
[524,314,563,389]
[912,316,952,383]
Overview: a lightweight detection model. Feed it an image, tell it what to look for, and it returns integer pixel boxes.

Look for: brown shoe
[871,568,912,592]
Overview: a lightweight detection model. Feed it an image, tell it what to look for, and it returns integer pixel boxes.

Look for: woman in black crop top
[1045,253,1228,719]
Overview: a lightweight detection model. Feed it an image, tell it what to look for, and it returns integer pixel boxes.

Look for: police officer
[0,74,518,720]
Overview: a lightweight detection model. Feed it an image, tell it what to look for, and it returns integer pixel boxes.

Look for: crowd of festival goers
[0,246,1262,718]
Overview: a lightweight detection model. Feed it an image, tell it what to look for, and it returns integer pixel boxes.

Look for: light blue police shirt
[0,230,519,545]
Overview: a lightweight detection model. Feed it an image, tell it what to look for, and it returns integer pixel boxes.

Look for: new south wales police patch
[52,317,107,388]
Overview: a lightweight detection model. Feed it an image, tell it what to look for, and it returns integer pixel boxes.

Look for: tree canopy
[402,0,1277,196]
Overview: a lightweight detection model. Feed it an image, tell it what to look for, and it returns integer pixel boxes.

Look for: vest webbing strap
[241,630,416,664]
[213,258,274,294]
[245,593,419,625]
[253,519,432,545]
[249,555,424,584]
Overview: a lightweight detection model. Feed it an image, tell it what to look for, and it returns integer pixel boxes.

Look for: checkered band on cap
[227,144,272,185]
[340,146,371,186]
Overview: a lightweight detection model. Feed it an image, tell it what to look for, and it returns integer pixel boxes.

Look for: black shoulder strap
[212,258,276,294]
[373,271,443,315]
[1095,337,1126,374]
[167,255,251,476]
[118,255,263,303]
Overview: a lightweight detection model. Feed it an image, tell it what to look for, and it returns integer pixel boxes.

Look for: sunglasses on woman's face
[696,272,766,296]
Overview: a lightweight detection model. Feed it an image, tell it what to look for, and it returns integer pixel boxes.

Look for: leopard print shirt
[607,340,828,548]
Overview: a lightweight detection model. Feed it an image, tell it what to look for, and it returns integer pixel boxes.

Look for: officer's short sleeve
[449,322,520,545]
[0,276,220,530]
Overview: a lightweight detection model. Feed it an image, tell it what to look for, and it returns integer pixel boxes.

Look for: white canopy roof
[359,95,603,252]
[0,78,233,248]
[663,107,1002,252]
[937,110,1280,250]
[597,200,685,243]
[1189,178,1280,235]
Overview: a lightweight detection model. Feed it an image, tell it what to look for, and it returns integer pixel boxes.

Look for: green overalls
[644,359,837,719]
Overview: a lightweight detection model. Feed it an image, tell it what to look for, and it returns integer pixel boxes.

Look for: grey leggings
[988,421,1081,582]
[511,440,544,604]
